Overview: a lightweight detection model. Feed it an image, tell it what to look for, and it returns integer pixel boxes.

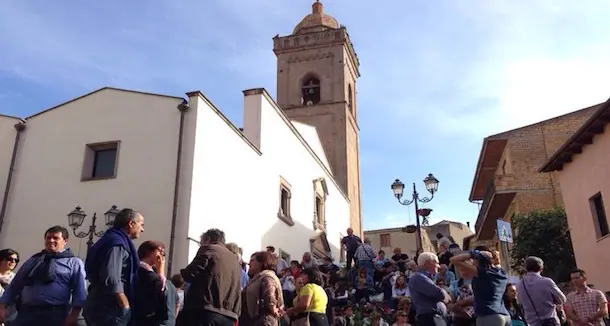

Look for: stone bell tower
[273,1,363,236]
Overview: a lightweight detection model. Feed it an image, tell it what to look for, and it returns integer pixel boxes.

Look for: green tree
[509,207,576,282]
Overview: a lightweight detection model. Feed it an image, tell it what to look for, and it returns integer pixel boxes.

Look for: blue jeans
[84,299,131,326]
[14,305,69,326]
[86,308,131,326]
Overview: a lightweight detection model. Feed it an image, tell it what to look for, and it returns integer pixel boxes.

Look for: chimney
[467,221,471,228]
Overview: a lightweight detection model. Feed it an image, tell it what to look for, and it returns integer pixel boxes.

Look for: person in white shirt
[279,267,296,308]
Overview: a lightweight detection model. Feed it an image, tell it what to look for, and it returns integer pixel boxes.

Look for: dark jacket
[180,243,241,320]
[134,266,172,326]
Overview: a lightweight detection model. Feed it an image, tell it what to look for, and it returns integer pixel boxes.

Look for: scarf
[0,272,15,288]
[25,249,75,285]
[85,227,139,301]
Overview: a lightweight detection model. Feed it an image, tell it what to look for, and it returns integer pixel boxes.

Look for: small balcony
[474,174,517,240]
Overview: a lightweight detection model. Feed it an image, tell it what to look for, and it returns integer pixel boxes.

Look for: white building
[0,86,350,274]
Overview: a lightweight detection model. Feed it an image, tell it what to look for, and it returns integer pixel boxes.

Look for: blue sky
[1,1,610,231]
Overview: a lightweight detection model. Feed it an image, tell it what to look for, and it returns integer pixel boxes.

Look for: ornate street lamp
[68,205,120,252]
[391,173,440,251]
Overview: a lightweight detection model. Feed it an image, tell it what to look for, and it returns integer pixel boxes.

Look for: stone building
[364,227,434,258]
[469,104,599,270]
[274,1,363,236]
[425,220,474,252]
[540,99,610,290]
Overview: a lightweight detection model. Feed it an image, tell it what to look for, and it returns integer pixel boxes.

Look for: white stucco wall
[0,115,21,216]
[0,88,185,264]
[0,86,351,274]
[185,89,350,263]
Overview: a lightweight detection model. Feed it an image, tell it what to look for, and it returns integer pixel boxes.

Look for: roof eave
[539,99,610,173]
[468,137,509,202]
[468,138,490,202]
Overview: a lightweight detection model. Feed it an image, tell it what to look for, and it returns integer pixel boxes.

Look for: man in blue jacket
[83,208,144,326]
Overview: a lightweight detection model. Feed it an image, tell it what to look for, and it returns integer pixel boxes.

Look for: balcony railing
[474,177,496,234]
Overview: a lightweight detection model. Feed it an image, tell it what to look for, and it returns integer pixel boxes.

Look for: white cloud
[494,47,610,129]
[380,1,610,138]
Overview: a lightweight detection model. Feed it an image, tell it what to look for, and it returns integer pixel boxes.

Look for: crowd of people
[0,210,606,326]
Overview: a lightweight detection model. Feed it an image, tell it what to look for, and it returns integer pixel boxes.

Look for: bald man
[341,228,362,271]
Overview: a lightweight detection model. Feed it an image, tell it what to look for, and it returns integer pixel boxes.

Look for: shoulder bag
[521,280,557,326]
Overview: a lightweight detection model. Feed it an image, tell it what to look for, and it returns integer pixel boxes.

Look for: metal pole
[412,183,422,251]
[86,213,97,253]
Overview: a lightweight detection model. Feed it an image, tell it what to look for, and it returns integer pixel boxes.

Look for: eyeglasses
[6,258,18,263]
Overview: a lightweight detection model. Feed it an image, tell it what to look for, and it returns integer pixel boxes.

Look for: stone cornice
[273,27,360,77]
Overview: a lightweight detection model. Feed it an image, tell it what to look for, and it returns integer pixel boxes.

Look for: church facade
[0,1,363,270]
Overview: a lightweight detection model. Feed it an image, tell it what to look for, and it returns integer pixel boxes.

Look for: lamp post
[391,173,440,251]
[67,205,120,252]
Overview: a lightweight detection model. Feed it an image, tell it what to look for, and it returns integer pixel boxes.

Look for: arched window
[301,75,321,105]
[347,84,353,108]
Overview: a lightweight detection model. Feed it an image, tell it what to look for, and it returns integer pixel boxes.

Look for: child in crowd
[280,267,296,308]
[334,282,349,307]
[355,267,373,303]
[391,310,411,326]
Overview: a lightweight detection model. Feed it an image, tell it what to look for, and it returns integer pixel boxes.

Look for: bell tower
[273,1,363,236]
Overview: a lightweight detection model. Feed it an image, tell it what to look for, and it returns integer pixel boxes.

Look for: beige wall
[0,89,185,263]
[427,221,473,251]
[0,115,21,220]
[364,228,433,258]
[557,124,610,291]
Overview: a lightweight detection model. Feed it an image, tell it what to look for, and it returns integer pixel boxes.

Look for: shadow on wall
[261,218,342,264]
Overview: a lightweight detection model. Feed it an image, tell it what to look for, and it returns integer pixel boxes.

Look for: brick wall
[501,106,598,213]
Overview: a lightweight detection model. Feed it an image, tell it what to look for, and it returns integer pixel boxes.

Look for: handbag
[521,280,557,326]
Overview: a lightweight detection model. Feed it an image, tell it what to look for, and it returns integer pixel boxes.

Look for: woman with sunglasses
[0,249,18,290]
[0,249,18,325]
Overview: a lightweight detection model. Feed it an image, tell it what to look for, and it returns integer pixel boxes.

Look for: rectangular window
[590,192,609,238]
[380,233,391,247]
[315,196,325,226]
[93,149,117,178]
[82,141,120,181]
[281,189,290,215]
[278,177,294,226]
